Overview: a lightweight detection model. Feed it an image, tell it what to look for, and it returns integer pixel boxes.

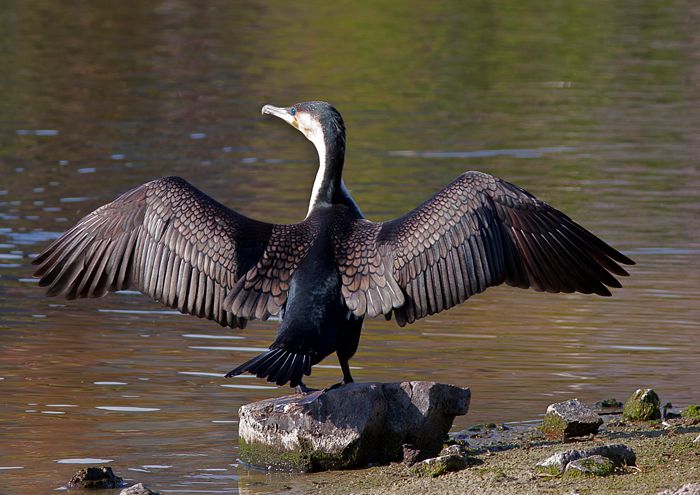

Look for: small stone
[681,405,700,420]
[656,483,700,495]
[694,434,700,444]
[564,455,615,477]
[402,444,421,466]
[238,381,471,472]
[439,444,468,458]
[594,398,624,414]
[119,483,161,495]
[536,450,585,475]
[536,443,635,475]
[542,399,603,439]
[623,388,661,421]
[663,403,681,420]
[411,454,467,478]
[68,466,123,489]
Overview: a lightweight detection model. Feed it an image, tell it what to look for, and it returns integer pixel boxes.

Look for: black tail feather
[226,348,309,387]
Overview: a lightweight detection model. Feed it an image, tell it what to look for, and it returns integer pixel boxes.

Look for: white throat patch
[297,113,330,218]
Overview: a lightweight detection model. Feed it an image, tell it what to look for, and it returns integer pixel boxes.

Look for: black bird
[33,101,634,392]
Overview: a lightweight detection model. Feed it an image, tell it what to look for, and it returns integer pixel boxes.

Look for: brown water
[1,1,699,493]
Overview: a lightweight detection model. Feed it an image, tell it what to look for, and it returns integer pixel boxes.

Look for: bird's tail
[225,348,312,387]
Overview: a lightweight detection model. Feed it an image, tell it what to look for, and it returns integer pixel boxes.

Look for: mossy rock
[564,455,615,477]
[542,399,603,439]
[542,414,568,438]
[681,405,700,420]
[535,463,565,477]
[411,454,467,478]
[623,388,661,421]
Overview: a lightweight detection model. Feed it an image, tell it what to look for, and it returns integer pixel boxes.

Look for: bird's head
[262,101,345,160]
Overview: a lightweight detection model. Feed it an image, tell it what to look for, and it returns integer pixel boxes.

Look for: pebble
[119,483,161,495]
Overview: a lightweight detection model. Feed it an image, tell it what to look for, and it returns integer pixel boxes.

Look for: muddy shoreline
[237,415,700,495]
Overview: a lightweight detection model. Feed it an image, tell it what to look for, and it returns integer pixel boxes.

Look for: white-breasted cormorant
[33,101,634,392]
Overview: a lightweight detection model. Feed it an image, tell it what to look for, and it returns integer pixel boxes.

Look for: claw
[295,382,319,394]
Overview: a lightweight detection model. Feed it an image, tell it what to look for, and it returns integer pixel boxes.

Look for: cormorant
[33,101,634,392]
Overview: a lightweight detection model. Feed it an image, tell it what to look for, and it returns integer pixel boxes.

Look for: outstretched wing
[335,171,634,326]
[33,176,278,328]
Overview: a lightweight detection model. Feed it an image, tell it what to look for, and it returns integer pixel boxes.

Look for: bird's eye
[290,107,297,116]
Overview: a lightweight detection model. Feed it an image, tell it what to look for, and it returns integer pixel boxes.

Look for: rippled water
[1,1,699,493]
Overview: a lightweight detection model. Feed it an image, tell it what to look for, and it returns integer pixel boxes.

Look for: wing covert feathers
[222,222,318,320]
[336,171,633,326]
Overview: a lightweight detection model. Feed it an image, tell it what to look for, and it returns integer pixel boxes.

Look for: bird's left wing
[334,171,634,326]
[32,176,284,328]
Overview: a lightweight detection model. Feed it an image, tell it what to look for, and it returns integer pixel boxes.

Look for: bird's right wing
[32,176,312,328]
[335,171,634,326]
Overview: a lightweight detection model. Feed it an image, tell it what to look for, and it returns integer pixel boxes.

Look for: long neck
[306,129,345,218]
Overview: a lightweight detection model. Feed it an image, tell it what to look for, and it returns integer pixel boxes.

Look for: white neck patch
[297,113,330,218]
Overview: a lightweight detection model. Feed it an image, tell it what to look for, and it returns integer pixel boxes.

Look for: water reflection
[1,0,699,493]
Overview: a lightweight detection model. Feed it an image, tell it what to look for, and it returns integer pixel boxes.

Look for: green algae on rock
[564,455,616,477]
[623,389,661,421]
[239,436,359,472]
[411,454,468,478]
[681,405,700,420]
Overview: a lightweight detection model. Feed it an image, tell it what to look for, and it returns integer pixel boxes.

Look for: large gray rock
[238,381,470,472]
[542,399,603,440]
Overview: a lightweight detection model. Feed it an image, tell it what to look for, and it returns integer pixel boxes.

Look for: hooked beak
[262,104,297,128]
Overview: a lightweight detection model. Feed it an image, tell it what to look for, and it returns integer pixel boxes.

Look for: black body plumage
[33,101,634,390]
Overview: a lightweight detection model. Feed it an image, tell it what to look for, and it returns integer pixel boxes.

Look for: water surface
[1,1,699,493]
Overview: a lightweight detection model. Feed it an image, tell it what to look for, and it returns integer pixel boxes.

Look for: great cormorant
[33,101,634,391]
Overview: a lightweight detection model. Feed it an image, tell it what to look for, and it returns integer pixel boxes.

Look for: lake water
[1,1,699,493]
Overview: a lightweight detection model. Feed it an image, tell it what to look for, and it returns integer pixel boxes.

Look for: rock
[411,454,467,478]
[67,466,124,489]
[564,455,615,477]
[656,484,700,495]
[594,398,624,415]
[694,433,700,444]
[623,388,661,421]
[542,399,603,439]
[238,381,470,472]
[536,443,636,475]
[681,405,700,420]
[119,483,161,495]
[402,444,422,466]
[663,403,681,419]
[587,444,637,468]
[440,443,469,458]
[536,450,585,475]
